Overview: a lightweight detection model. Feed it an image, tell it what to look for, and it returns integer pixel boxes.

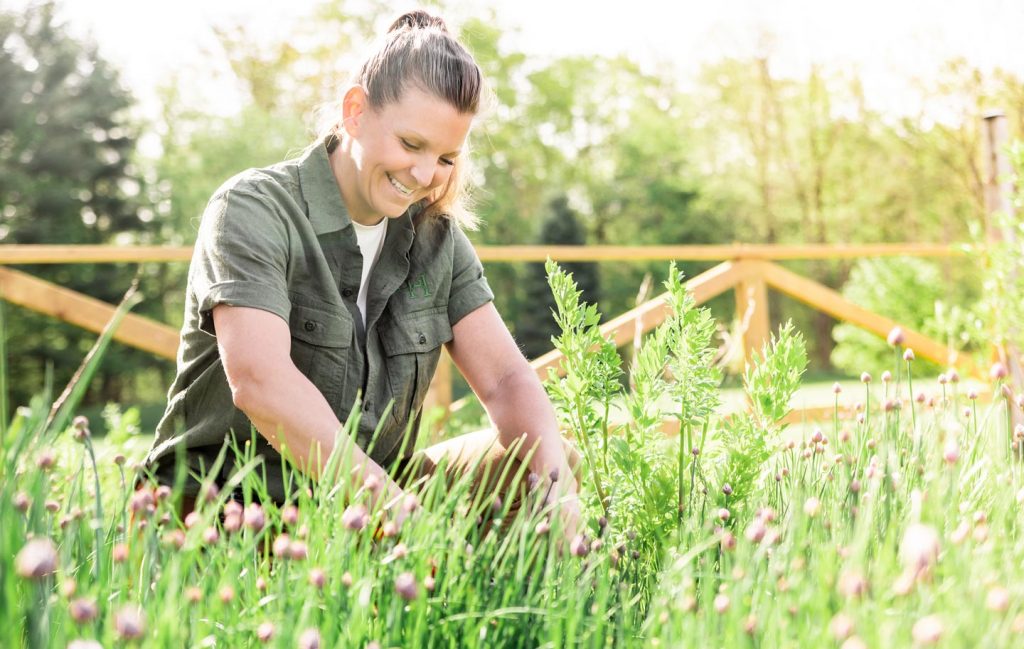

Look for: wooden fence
[0,242,974,424]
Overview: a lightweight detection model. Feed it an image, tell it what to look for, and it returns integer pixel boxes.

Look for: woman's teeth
[388,174,413,196]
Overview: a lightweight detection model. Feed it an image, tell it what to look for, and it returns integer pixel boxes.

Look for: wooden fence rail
[0,242,976,424]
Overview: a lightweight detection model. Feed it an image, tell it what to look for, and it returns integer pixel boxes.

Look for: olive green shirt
[145,138,493,502]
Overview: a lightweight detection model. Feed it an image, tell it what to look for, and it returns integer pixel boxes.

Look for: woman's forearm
[231,363,405,512]
[481,365,575,486]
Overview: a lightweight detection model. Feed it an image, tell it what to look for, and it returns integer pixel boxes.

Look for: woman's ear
[340,85,368,137]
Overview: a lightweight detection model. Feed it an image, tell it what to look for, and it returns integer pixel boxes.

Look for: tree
[0,1,160,408]
[518,196,598,359]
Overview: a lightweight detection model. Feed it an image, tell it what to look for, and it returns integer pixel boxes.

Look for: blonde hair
[317,10,483,229]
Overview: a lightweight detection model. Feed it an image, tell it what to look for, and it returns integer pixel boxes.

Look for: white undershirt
[352,218,388,327]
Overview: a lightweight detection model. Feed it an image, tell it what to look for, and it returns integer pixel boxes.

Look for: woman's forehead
[381,87,474,150]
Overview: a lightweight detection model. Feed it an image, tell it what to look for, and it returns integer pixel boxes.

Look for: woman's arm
[213,304,407,521]
[446,302,581,537]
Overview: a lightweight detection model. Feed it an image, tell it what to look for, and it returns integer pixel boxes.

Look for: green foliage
[831,257,975,376]
[716,323,806,507]
[0,1,168,409]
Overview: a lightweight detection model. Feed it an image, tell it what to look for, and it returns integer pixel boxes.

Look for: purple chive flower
[722,483,733,496]
[860,372,872,384]
[309,568,325,590]
[298,628,321,649]
[570,534,590,558]
[114,605,146,640]
[948,369,960,383]
[395,572,419,600]
[887,327,905,346]
[282,505,299,526]
[69,598,98,624]
[342,504,369,531]
[881,371,892,383]
[991,362,1009,381]
[71,416,90,442]
[16,538,58,579]
[288,540,308,561]
[244,504,265,532]
[535,520,551,535]
[272,534,291,558]
[903,349,915,362]
[256,621,275,643]
[401,494,420,515]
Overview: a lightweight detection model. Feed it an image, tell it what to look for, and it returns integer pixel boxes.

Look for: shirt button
[342,288,353,298]
[304,321,316,332]
[418,333,427,345]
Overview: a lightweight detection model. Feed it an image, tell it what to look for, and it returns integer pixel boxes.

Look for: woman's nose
[410,159,436,188]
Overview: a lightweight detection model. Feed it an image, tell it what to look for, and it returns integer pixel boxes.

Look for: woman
[145,10,580,539]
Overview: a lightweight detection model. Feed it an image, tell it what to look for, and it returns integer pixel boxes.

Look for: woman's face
[340,86,474,226]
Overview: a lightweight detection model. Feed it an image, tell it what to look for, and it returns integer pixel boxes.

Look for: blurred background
[1,0,1022,428]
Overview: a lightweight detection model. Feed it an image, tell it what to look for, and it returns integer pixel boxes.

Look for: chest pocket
[289,298,353,412]
[379,308,453,428]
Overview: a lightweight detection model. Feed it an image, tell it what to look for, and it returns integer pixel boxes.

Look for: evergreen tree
[0,1,160,409]
[518,196,599,359]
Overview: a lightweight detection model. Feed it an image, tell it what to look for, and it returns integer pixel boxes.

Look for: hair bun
[388,10,447,33]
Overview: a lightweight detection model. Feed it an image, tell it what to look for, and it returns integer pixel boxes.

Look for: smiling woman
[142,9,582,543]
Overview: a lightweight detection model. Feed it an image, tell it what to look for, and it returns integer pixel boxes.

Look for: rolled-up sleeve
[191,188,292,335]
[447,225,494,325]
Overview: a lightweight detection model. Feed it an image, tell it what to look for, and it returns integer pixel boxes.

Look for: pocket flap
[380,311,453,355]
[289,303,353,348]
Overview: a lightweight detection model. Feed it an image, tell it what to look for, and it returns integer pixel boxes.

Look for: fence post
[734,266,770,362]
[983,111,1023,426]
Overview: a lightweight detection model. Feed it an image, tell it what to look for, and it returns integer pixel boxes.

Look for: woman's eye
[400,139,419,151]
[439,157,455,167]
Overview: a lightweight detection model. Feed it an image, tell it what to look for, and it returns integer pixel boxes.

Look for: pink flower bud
[257,622,275,643]
[830,612,854,640]
[937,374,948,385]
[911,615,943,645]
[887,327,905,346]
[281,505,299,526]
[256,577,267,592]
[943,441,959,464]
[288,541,308,561]
[272,534,291,558]
[112,543,129,563]
[916,392,926,403]
[985,586,1010,612]
[186,587,202,603]
[717,508,731,522]
[967,389,978,400]
[298,628,321,649]
[382,521,398,537]
[395,572,419,600]
[402,493,421,515]
[162,529,186,550]
[341,572,353,588]
[833,382,843,394]
[900,524,940,576]
[202,527,219,545]
[811,429,824,444]
[721,532,737,551]
[535,520,550,535]
[837,570,867,598]
[424,574,436,591]
[219,586,235,603]
[69,597,98,623]
[804,497,821,518]
[184,511,200,529]
[114,605,146,640]
[342,504,369,532]
[991,362,1009,381]
[13,491,30,512]
[223,513,242,533]
[224,500,242,518]
[903,349,915,362]
[714,593,730,613]
[948,369,960,383]
[860,372,872,384]
[363,474,382,493]
[309,568,325,589]
[570,534,590,557]
[881,371,892,383]
[244,504,265,532]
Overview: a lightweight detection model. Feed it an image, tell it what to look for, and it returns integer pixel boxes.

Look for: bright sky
[22,0,1024,120]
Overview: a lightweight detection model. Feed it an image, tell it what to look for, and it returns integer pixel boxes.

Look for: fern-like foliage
[718,322,807,507]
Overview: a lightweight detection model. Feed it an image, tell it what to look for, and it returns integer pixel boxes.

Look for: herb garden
[4,250,1024,648]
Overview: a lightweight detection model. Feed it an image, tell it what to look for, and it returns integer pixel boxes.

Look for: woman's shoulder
[208,155,304,207]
